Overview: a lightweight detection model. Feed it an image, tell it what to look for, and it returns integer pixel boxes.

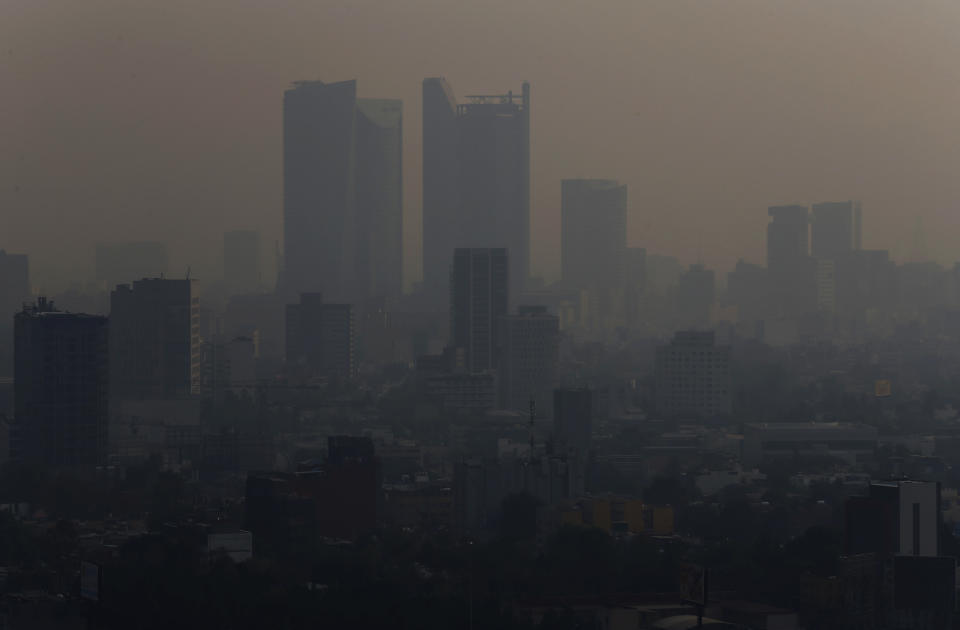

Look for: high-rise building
[422,78,529,299]
[811,201,858,261]
[498,306,559,415]
[283,80,402,302]
[654,331,731,418]
[12,298,108,468]
[285,293,355,380]
[561,179,627,290]
[223,230,260,295]
[450,248,509,373]
[109,279,199,400]
[766,205,816,315]
[95,242,168,288]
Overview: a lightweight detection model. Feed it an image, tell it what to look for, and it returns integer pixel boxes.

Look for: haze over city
[4,0,960,292]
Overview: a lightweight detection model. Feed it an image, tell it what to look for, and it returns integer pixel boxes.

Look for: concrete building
[498,306,559,416]
[109,279,199,400]
[766,205,816,316]
[223,230,260,295]
[283,80,402,302]
[285,293,355,380]
[742,422,877,468]
[845,480,941,557]
[450,248,509,373]
[655,331,731,418]
[95,242,167,289]
[422,78,530,300]
[13,298,108,468]
[560,179,627,290]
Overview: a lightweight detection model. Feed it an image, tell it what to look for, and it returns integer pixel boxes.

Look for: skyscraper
[498,305,559,416]
[423,79,530,300]
[223,230,260,295]
[13,298,108,468]
[811,201,858,261]
[109,279,199,400]
[283,80,402,302]
[676,264,715,330]
[450,248,509,373]
[766,205,816,315]
[561,179,627,290]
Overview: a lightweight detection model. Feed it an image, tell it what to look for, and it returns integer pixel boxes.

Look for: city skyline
[5,1,960,294]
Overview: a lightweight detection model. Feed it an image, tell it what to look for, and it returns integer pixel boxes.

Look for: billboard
[679,563,708,606]
[875,379,892,398]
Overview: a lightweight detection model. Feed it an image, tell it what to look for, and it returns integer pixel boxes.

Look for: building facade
[498,306,559,416]
[423,78,529,300]
[654,331,732,418]
[13,298,108,468]
[450,248,509,373]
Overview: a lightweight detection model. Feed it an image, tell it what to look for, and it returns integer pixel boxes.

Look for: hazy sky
[4,0,960,292]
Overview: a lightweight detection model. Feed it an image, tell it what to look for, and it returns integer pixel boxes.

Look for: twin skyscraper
[281,78,530,305]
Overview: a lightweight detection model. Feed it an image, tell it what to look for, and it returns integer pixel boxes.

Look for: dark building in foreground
[109,279,198,400]
[283,80,402,302]
[423,78,530,300]
[13,298,108,468]
[498,306,559,416]
[245,436,379,541]
[450,248,509,373]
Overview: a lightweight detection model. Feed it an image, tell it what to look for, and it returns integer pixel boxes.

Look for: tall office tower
[0,250,30,377]
[95,242,168,288]
[498,306,559,415]
[422,78,530,300]
[110,279,199,400]
[623,247,647,324]
[727,260,768,331]
[560,179,627,290]
[12,298,108,468]
[285,293,355,380]
[450,248,509,373]
[223,230,260,295]
[811,201,858,260]
[282,80,402,303]
[676,264,715,330]
[767,205,816,315]
[654,331,732,418]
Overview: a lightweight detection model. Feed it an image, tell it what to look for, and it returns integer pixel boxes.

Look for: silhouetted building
[450,248,509,373]
[743,422,877,468]
[422,78,529,299]
[12,298,108,468]
[845,481,941,557]
[285,293,355,380]
[655,331,731,418]
[109,279,199,400]
[498,306,559,416]
[727,259,767,333]
[811,200,859,261]
[223,230,260,294]
[561,179,627,290]
[95,242,167,288]
[283,80,402,302]
[245,436,379,541]
[766,205,816,315]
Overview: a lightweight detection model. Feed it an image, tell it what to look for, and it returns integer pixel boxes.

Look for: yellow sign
[875,380,892,398]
